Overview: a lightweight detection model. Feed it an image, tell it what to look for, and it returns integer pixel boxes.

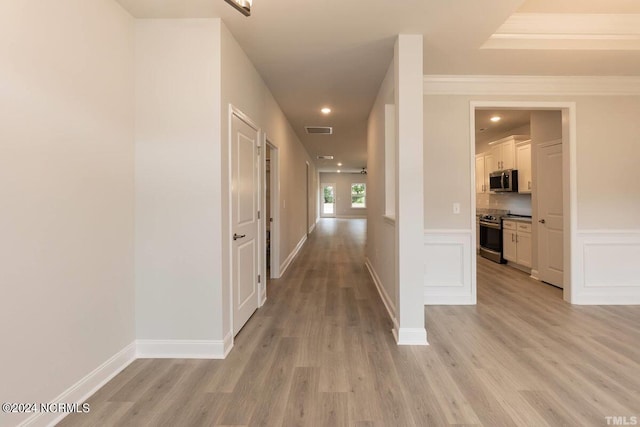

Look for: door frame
[263,137,281,281]
[470,101,577,303]
[320,182,337,218]
[305,162,310,234]
[228,105,263,339]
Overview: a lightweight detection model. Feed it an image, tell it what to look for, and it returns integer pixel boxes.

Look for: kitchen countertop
[502,215,532,223]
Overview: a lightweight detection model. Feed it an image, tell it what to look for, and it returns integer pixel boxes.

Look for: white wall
[220,23,317,335]
[366,62,398,324]
[135,20,223,345]
[394,35,427,343]
[320,173,368,217]
[426,94,640,230]
[424,92,640,304]
[0,1,135,425]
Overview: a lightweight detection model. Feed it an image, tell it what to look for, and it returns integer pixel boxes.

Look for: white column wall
[394,35,427,345]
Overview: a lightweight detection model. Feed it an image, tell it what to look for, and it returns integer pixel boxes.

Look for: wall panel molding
[424,230,475,305]
[574,230,640,304]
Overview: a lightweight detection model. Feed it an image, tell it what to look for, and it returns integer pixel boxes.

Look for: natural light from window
[351,183,366,208]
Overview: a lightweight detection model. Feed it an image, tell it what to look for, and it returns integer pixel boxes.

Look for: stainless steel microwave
[489,169,518,192]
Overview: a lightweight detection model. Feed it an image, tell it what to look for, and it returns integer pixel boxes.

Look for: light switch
[453,203,460,214]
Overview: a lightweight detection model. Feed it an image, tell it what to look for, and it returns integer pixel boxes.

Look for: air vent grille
[317,155,334,160]
[305,126,333,135]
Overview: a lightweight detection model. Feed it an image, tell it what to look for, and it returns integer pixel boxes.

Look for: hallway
[59,219,640,427]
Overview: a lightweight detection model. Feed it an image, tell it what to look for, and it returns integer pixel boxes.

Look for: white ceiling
[116,0,640,171]
[475,109,531,142]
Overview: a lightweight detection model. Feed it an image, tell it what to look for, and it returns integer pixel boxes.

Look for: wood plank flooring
[59,219,640,426]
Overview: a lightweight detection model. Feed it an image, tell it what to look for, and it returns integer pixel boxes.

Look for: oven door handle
[479,221,501,230]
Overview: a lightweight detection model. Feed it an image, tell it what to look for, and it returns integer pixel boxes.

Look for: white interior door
[321,184,336,217]
[232,113,260,335]
[537,142,564,288]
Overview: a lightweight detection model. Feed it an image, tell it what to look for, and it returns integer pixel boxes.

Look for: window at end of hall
[351,183,366,208]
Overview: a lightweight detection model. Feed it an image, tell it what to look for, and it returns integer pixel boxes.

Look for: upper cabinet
[488,135,529,172]
[475,152,494,194]
[516,140,532,194]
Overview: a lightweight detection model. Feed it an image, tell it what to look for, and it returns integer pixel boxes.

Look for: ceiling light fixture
[224,0,252,16]
[490,116,501,122]
[337,170,341,173]
[321,107,331,115]
[337,162,342,166]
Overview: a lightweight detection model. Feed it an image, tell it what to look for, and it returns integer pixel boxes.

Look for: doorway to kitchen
[471,101,576,303]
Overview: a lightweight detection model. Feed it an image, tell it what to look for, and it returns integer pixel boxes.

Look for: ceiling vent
[317,155,334,160]
[305,126,333,135]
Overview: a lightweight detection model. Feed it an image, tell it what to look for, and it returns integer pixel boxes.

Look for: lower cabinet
[502,220,532,268]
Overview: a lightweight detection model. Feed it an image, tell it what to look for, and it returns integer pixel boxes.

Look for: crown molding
[483,13,640,50]
[423,75,640,96]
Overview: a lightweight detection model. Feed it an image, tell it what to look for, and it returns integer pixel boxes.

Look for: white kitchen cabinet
[492,139,515,171]
[475,154,485,194]
[503,221,518,262]
[502,220,532,268]
[475,153,493,194]
[516,141,532,194]
[476,152,494,194]
[488,135,529,172]
[516,224,532,267]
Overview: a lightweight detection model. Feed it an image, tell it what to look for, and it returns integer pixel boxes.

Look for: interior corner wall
[366,61,397,322]
[135,19,223,343]
[220,23,317,334]
[424,93,640,304]
[0,0,135,425]
[319,173,368,217]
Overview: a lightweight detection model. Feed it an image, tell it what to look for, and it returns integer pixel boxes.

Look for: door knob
[539,219,546,224]
[233,233,246,241]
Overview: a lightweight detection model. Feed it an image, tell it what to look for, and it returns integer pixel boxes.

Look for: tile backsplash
[477,192,532,216]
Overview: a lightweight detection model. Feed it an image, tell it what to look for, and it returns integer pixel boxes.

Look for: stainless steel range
[479,214,505,263]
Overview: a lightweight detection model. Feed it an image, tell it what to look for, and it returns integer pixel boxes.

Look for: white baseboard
[397,328,429,346]
[279,234,307,276]
[573,230,640,305]
[20,342,136,427]
[335,214,367,219]
[423,230,475,305]
[308,222,316,234]
[364,258,397,327]
[136,332,233,359]
[530,269,540,280]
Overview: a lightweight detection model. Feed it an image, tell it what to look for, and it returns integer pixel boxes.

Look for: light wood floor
[60,219,640,426]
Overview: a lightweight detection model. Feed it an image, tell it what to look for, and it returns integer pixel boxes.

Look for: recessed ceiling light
[490,116,501,122]
[337,170,341,173]
[321,107,331,115]
[337,162,342,166]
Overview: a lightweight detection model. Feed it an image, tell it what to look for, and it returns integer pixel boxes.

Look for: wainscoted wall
[423,230,475,305]
[573,230,640,304]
